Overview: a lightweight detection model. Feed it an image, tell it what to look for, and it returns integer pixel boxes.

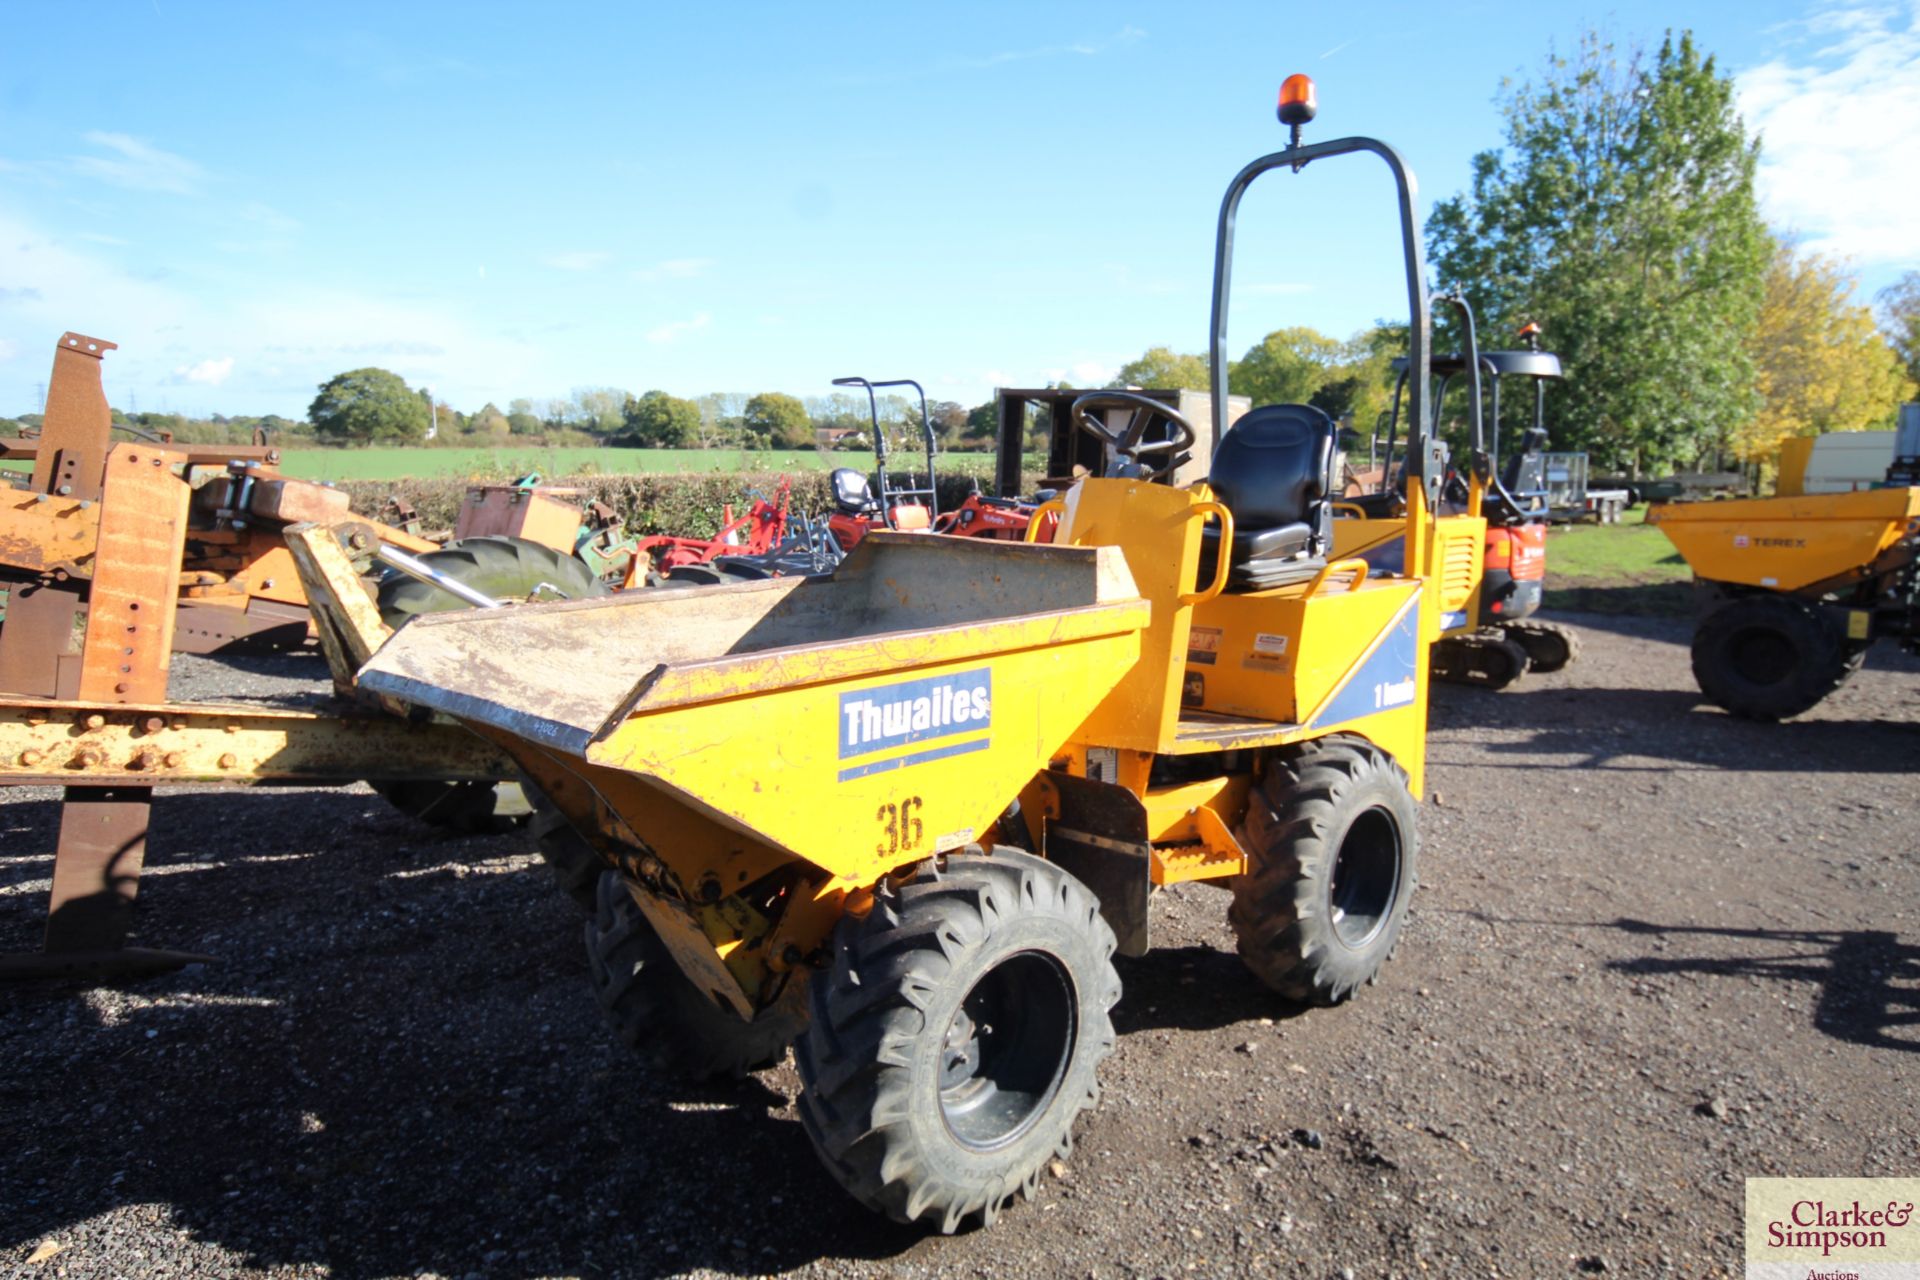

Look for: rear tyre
[1691,595,1854,721]
[528,791,603,912]
[372,536,604,830]
[1230,737,1419,1006]
[586,871,806,1079]
[376,535,606,631]
[370,777,529,834]
[796,849,1120,1233]
[1501,619,1581,674]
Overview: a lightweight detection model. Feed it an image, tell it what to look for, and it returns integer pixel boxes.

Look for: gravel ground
[3,615,1917,1280]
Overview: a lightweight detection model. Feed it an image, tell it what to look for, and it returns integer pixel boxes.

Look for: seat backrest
[1206,404,1338,550]
[831,467,876,514]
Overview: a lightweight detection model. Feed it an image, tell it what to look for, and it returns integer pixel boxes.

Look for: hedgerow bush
[338,471,1031,540]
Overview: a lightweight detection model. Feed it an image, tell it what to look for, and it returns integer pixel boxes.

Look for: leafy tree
[308,367,431,445]
[743,392,813,449]
[504,398,543,436]
[1736,243,1916,460]
[1426,31,1770,473]
[468,402,512,443]
[963,400,998,447]
[570,387,629,436]
[1229,326,1342,407]
[1109,347,1209,391]
[620,389,702,447]
[929,400,970,449]
[1878,272,1920,385]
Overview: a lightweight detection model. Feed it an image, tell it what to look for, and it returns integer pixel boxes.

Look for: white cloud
[1738,3,1920,263]
[70,131,202,195]
[540,250,612,272]
[633,256,714,282]
[0,338,17,362]
[176,356,234,385]
[1069,359,1116,384]
[645,312,711,344]
[968,25,1145,68]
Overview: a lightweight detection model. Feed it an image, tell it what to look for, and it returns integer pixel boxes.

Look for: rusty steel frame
[0,334,514,981]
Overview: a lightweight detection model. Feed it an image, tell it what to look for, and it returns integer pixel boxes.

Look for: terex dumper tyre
[1501,619,1581,673]
[795,848,1121,1234]
[586,871,805,1079]
[376,535,606,631]
[1691,595,1855,721]
[1230,736,1418,1006]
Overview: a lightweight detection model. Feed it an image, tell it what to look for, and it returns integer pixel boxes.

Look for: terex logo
[838,669,992,781]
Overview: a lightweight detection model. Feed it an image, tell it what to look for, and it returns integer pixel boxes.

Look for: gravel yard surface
[3,615,1917,1279]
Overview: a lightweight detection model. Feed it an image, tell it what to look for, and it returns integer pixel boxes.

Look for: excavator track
[1500,618,1581,673]
[1431,628,1530,690]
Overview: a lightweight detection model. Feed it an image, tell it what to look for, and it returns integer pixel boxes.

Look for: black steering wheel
[1068,391,1198,483]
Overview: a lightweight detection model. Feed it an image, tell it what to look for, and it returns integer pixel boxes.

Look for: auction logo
[1746,1178,1920,1278]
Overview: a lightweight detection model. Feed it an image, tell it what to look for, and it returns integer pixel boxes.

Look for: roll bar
[1208,135,1439,508]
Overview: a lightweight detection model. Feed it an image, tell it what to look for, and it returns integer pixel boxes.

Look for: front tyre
[1230,736,1419,1005]
[796,849,1120,1234]
[1691,595,1854,720]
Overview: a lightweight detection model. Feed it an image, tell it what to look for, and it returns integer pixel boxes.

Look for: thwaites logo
[838,668,991,781]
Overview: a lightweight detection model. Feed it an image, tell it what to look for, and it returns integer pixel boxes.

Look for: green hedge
[337,470,1033,540]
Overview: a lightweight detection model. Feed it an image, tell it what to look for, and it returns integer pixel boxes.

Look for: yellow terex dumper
[358,75,1454,1233]
[1648,406,1920,719]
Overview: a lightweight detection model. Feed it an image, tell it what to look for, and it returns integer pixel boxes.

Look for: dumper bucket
[1647,488,1920,592]
[359,533,1149,883]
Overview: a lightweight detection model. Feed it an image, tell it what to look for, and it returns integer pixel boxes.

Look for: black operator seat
[830,467,881,516]
[1197,403,1340,591]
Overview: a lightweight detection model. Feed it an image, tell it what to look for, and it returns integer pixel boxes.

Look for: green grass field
[274,447,1012,483]
[1543,508,1694,614]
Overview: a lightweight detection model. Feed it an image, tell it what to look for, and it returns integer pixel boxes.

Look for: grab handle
[1305,557,1371,596]
[1024,498,1068,543]
[1178,501,1235,606]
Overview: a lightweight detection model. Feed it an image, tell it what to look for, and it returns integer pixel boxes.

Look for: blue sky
[2,1,1915,419]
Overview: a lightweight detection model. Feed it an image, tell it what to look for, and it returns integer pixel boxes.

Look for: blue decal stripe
[837,736,991,782]
[1306,598,1422,729]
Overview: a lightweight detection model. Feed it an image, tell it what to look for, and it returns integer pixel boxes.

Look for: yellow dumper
[359,76,1449,1233]
[1649,479,1920,719]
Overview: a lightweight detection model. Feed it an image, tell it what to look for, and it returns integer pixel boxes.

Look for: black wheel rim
[938,950,1077,1151]
[1728,626,1794,687]
[1329,807,1402,948]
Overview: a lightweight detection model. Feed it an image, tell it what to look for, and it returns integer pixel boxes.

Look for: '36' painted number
[876,796,924,857]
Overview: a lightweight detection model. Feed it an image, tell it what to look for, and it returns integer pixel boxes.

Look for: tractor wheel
[1230,736,1419,1006]
[796,848,1120,1234]
[372,536,603,832]
[375,535,606,631]
[1430,630,1530,690]
[1501,619,1582,673]
[1691,595,1856,721]
[586,870,806,1078]
[528,791,603,912]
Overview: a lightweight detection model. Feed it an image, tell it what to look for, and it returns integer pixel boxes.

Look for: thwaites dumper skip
[358,75,1451,1233]
[1647,457,1920,719]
